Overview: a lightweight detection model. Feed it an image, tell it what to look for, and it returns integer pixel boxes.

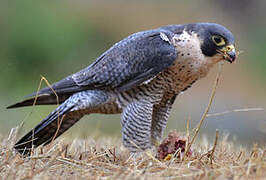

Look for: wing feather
[72,29,177,91]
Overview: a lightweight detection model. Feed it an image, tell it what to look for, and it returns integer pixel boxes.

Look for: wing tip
[6,103,24,109]
[7,93,59,109]
[6,98,36,109]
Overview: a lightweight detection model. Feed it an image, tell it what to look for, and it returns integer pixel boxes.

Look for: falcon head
[194,23,236,63]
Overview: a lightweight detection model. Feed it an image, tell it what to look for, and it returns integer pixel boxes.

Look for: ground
[0,130,265,180]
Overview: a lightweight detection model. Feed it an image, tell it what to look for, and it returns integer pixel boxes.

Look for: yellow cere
[225,44,235,51]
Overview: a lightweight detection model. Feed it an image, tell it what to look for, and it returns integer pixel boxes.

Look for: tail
[13,90,111,156]
[14,102,83,156]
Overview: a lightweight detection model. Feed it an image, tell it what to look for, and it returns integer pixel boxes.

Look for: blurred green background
[1,0,265,147]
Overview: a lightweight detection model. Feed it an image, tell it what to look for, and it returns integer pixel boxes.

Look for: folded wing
[7,29,177,108]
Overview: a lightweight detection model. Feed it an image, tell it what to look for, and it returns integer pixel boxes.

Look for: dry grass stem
[209,129,219,165]
[206,107,264,118]
[14,75,62,154]
[186,62,224,156]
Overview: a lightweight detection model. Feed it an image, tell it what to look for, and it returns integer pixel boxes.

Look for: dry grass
[0,130,265,179]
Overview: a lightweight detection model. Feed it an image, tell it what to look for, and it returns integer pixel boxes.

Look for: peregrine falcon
[8,23,236,155]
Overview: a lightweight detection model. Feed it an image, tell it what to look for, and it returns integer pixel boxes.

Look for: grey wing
[72,29,177,91]
[7,29,177,108]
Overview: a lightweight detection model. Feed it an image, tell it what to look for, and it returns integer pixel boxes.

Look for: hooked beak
[221,44,236,63]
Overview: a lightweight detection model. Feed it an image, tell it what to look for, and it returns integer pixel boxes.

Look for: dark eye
[212,35,226,46]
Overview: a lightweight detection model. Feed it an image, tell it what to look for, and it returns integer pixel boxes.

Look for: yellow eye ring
[212,35,226,46]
